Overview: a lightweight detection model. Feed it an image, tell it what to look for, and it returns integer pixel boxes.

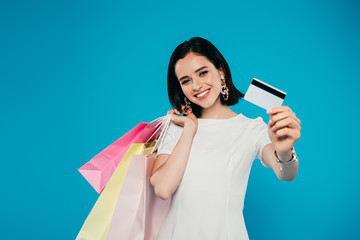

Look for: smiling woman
[149,37,301,240]
[176,54,225,107]
[166,37,244,118]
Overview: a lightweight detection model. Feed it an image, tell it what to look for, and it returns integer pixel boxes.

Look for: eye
[181,79,190,85]
[199,71,208,76]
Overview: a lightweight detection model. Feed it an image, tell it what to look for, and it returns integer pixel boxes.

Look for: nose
[192,77,203,92]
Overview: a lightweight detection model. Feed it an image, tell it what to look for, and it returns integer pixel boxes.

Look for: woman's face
[175,52,225,110]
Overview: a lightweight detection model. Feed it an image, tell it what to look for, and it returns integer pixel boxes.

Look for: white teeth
[195,90,209,98]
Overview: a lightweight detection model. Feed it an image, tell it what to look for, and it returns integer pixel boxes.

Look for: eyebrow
[178,66,209,82]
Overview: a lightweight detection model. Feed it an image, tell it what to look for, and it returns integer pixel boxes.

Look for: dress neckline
[197,113,243,121]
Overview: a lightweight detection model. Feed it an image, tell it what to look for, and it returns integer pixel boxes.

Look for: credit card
[244,78,286,110]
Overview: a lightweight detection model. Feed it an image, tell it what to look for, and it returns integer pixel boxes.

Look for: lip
[194,88,211,100]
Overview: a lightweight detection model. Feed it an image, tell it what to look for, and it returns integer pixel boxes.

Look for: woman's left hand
[267,106,301,155]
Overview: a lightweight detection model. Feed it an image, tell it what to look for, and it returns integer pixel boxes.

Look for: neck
[199,96,237,119]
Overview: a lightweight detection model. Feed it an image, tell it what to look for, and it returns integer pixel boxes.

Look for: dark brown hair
[167,37,244,118]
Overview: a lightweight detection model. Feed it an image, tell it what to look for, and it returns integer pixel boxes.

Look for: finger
[275,127,301,141]
[267,106,293,115]
[273,117,301,131]
[269,111,295,127]
[170,114,185,126]
[167,108,180,116]
[174,108,181,115]
[269,109,301,127]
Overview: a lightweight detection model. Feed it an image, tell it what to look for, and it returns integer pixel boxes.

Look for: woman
[150,37,301,239]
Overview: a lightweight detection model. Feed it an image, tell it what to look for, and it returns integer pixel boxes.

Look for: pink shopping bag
[76,143,148,240]
[106,153,171,240]
[79,122,161,193]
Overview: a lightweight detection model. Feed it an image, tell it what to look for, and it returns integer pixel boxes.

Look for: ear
[219,68,225,79]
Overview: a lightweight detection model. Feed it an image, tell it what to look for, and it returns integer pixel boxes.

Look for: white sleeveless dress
[155,114,271,240]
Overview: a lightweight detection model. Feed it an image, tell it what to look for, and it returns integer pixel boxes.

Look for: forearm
[262,144,299,181]
[150,126,195,199]
[275,155,299,181]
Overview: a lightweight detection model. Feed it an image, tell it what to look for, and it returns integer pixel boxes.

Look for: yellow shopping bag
[76,141,156,240]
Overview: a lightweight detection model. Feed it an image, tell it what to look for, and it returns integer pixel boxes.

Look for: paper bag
[106,153,171,240]
[76,143,150,240]
[79,122,160,193]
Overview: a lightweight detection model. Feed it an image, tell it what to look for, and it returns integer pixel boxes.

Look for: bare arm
[150,109,198,200]
[262,143,299,181]
[262,106,301,181]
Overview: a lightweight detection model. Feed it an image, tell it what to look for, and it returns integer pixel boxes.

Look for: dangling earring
[221,78,229,101]
[181,97,192,115]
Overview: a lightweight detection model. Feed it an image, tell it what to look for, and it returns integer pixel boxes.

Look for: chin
[192,98,217,109]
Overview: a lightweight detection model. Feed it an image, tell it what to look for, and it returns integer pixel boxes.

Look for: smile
[194,89,210,99]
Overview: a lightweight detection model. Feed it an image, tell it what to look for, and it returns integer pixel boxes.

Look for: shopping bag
[78,122,160,193]
[106,153,171,240]
[76,142,155,240]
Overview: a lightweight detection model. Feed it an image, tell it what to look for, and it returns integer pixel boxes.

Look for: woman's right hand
[151,109,198,199]
[167,108,198,136]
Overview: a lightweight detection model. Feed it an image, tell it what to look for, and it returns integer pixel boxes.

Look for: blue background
[1,0,359,239]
